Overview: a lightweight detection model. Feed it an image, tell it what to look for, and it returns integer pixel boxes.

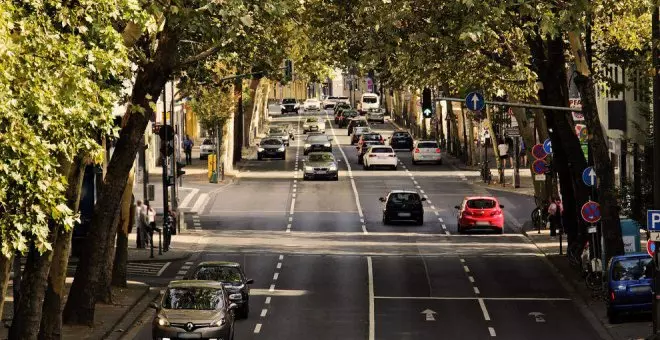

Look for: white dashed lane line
[459,257,496,337]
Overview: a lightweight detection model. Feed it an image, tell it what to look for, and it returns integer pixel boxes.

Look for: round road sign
[543,138,552,154]
[648,240,656,257]
[532,144,547,160]
[581,201,601,224]
[532,159,550,175]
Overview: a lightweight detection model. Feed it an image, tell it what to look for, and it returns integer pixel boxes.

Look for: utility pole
[652,3,660,335]
[160,85,168,255]
[169,80,177,218]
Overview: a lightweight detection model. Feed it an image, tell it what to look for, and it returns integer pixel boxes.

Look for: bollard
[150,233,154,258]
[158,230,162,255]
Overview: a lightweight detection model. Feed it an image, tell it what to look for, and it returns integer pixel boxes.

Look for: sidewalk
[443,154,536,196]
[525,229,652,340]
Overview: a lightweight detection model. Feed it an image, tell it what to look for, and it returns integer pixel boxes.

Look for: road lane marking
[489,327,496,337]
[156,262,172,277]
[190,193,209,213]
[445,230,450,235]
[265,297,271,304]
[254,324,262,334]
[413,180,418,185]
[362,225,368,234]
[260,309,268,317]
[419,250,433,296]
[478,298,491,321]
[277,262,282,269]
[290,198,296,214]
[279,255,284,260]
[179,188,200,208]
[420,190,425,194]
[430,205,435,209]
[474,287,480,294]
[442,224,447,230]
[374,296,571,301]
[434,211,439,216]
[423,194,429,199]
[463,266,470,272]
[367,256,375,340]
[416,185,421,189]
[273,272,279,280]
[285,228,291,233]
[459,259,465,263]
[468,276,475,283]
[269,284,275,292]
[438,217,443,222]
[288,217,293,222]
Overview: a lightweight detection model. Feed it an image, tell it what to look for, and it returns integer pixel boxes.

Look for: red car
[455,196,504,234]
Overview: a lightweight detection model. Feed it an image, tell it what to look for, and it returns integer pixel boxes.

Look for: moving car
[357,132,384,151]
[338,110,359,128]
[350,126,372,145]
[151,280,236,340]
[389,130,414,150]
[379,190,425,225]
[280,98,299,114]
[333,102,351,115]
[257,138,286,160]
[357,141,382,164]
[303,98,321,112]
[199,138,215,160]
[412,140,442,165]
[455,196,504,234]
[303,152,339,181]
[607,253,653,323]
[304,134,333,155]
[365,108,385,123]
[358,93,380,114]
[303,117,326,134]
[189,261,254,319]
[268,127,291,146]
[347,118,369,135]
[363,145,398,170]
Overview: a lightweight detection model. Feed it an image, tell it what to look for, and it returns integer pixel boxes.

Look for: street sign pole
[513,137,520,188]
[161,86,169,256]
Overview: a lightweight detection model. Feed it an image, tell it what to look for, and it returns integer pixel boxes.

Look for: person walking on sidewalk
[497,138,511,169]
[519,139,528,167]
[145,202,156,246]
[135,200,145,248]
[183,135,194,165]
[548,196,563,237]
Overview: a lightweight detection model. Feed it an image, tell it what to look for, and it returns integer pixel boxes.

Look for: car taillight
[610,291,615,301]
[463,210,472,216]
[435,148,441,153]
[414,148,420,153]
[490,210,501,216]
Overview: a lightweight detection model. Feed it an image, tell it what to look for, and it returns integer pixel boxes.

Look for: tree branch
[175,43,224,69]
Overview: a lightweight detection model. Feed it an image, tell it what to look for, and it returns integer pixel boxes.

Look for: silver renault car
[151,280,237,340]
[303,152,339,181]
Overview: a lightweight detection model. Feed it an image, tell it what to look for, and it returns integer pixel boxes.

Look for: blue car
[606,253,653,323]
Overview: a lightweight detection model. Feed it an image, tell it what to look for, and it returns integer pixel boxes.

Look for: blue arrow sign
[465,92,485,111]
[582,167,596,187]
[543,138,552,154]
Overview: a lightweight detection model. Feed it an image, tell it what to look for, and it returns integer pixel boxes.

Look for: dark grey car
[189,261,254,319]
[257,138,286,160]
[303,152,339,180]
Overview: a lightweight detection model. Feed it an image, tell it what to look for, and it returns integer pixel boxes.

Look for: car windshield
[202,139,213,145]
[306,118,319,123]
[363,134,381,141]
[261,139,282,146]
[389,193,421,204]
[269,128,284,134]
[162,287,224,310]
[308,154,334,162]
[363,97,378,103]
[355,127,370,134]
[393,132,410,138]
[282,99,296,104]
[344,111,358,116]
[193,266,243,283]
[612,258,653,281]
[418,142,438,148]
[308,136,328,142]
[371,147,393,153]
[467,199,497,209]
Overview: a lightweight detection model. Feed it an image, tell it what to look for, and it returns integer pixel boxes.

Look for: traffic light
[422,87,433,118]
[176,161,186,177]
[284,59,293,81]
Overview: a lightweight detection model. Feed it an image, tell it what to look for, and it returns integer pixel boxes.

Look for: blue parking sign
[647,210,660,231]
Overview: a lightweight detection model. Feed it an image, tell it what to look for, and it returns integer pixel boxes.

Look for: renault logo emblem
[185,322,194,331]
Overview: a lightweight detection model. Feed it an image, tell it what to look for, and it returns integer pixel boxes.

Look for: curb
[102,285,152,340]
[127,252,192,264]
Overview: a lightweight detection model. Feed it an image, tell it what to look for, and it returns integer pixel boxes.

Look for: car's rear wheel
[437,159,443,165]
[392,165,397,170]
[607,308,619,324]
[383,214,390,225]
[282,154,286,160]
[412,159,418,165]
[457,225,464,234]
[415,216,424,225]
[239,304,250,319]
[496,228,504,235]
[257,154,263,161]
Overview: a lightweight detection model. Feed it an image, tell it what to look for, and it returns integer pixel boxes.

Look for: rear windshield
[363,97,378,103]
[466,199,497,209]
[202,139,213,145]
[371,147,393,153]
[355,127,370,134]
[362,134,382,141]
[393,132,410,138]
[306,118,319,122]
[353,120,369,127]
[261,139,282,146]
[282,98,296,104]
[389,193,421,203]
[418,142,438,148]
[612,257,653,281]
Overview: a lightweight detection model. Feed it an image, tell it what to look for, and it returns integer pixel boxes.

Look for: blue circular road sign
[582,167,596,187]
[465,92,485,111]
[543,138,552,154]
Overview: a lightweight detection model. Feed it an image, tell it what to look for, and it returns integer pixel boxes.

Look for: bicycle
[531,196,548,232]
[480,161,492,184]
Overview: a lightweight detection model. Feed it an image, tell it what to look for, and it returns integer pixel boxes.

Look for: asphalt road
[129,110,605,340]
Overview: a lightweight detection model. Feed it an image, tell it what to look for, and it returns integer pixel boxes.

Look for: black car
[333,102,351,115]
[380,190,426,225]
[189,261,254,319]
[390,131,414,150]
[304,134,332,155]
[338,110,359,128]
[280,98,299,114]
[357,141,381,164]
[347,118,369,135]
[257,138,286,160]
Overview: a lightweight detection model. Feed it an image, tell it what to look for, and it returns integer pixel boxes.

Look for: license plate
[398,212,411,217]
[316,171,327,174]
[630,286,651,293]
[177,333,202,339]
[476,221,490,226]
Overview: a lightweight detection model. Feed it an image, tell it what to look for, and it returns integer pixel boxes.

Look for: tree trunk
[568,32,624,259]
[485,106,500,169]
[63,27,178,326]
[96,197,120,304]
[0,253,12,321]
[244,78,261,147]
[233,77,244,162]
[39,155,85,340]
[112,169,136,288]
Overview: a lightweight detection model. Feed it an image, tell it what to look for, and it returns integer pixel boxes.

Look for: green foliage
[0,0,143,256]
[189,86,233,131]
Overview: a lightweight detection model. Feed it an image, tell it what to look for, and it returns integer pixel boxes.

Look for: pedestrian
[183,135,194,165]
[520,139,528,167]
[547,196,562,236]
[497,138,510,169]
[146,202,156,246]
[135,199,144,248]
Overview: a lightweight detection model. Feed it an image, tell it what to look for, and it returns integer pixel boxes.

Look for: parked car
[150,280,236,340]
[303,134,333,155]
[188,261,254,319]
[303,152,339,181]
[337,110,359,127]
[363,145,398,170]
[350,126,372,145]
[455,196,504,234]
[357,141,382,164]
[379,190,425,225]
[365,108,385,123]
[257,137,286,160]
[280,98,299,114]
[389,130,414,150]
[607,253,653,323]
[303,117,326,134]
[199,138,215,160]
[303,98,321,112]
[412,140,442,165]
[347,118,369,135]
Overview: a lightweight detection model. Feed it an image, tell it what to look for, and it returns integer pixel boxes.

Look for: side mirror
[379,197,386,202]
[500,205,504,209]
[149,302,159,309]
[421,197,427,201]
[454,205,460,209]
[246,279,254,284]
[229,303,238,311]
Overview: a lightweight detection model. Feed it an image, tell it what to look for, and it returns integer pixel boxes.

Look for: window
[417,142,438,149]
[308,153,334,162]
[193,266,243,283]
[363,97,378,103]
[306,118,319,123]
[162,287,224,310]
[362,134,381,141]
[371,147,393,153]
[388,193,421,203]
[612,258,653,281]
[202,139,214,145]
[262,139,282,146]
[467,199,497,209]
[282,98,296,104]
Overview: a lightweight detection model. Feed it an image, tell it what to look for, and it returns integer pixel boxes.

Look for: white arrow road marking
[421,309,437,321]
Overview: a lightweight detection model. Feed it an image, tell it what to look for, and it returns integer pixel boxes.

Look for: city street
[129,110,606,339]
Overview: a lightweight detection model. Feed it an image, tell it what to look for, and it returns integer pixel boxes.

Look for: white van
[359,93,379,114]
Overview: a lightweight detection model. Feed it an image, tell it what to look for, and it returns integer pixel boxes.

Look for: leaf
[240,15,254,27]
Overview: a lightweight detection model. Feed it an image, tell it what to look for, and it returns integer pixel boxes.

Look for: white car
[199,138,215,159]
[303,117,326,134]
[303,99,321,112]
[363,145,398,170]
[365,108,385,123]
[412,140,442,165]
